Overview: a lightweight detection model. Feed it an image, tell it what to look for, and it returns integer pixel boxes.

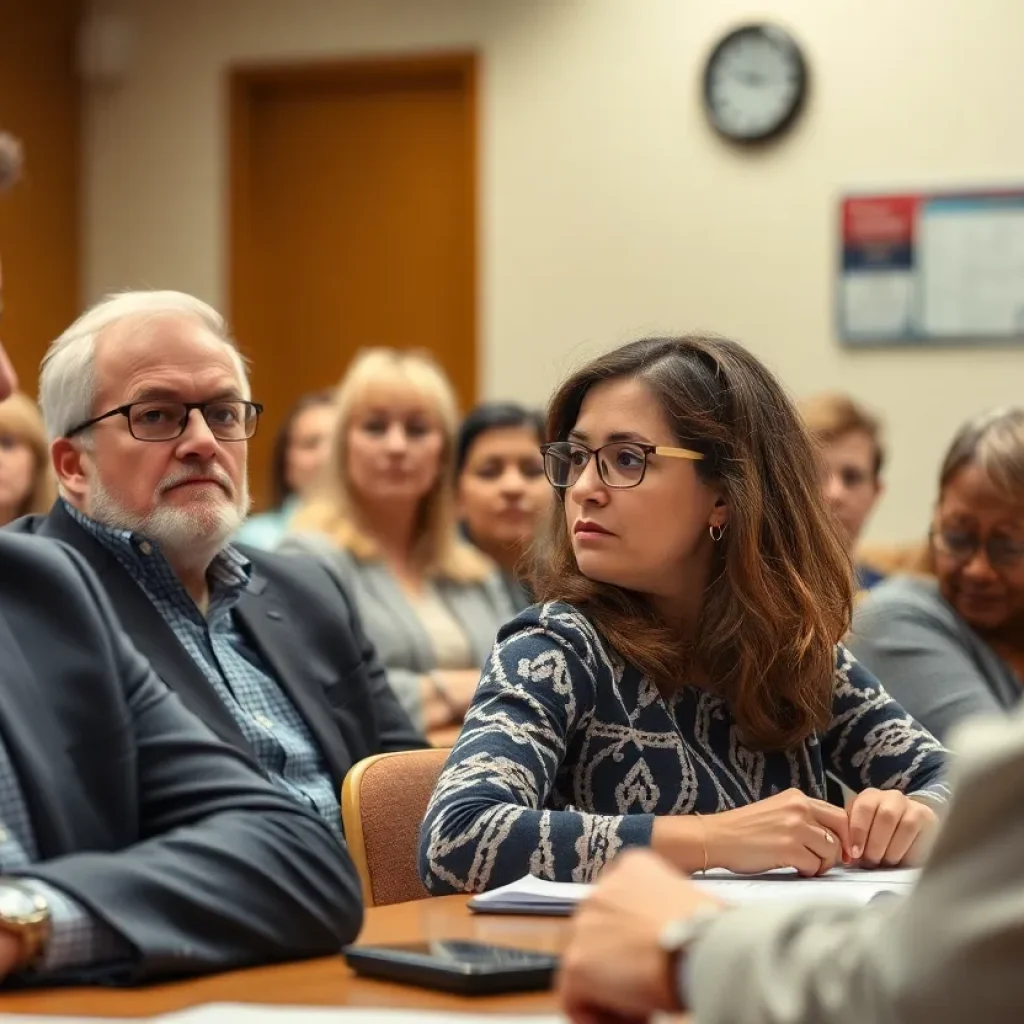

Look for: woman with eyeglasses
[419,336,948,894]
[849,408,1024,743]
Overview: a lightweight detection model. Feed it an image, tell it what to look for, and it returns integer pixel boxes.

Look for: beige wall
[84,0,1024,542]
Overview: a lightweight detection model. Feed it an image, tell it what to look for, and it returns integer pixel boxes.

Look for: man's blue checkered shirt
[0,737,130,975]
[65,502,342,839]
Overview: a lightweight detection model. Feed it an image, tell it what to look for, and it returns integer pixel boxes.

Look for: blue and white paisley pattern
[419,602,950,894]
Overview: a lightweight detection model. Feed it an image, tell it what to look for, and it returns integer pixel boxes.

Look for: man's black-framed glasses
[540,440,705,490]
[930,526,1024,570]
[65,400,264,443]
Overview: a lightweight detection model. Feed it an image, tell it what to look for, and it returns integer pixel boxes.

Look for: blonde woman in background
[280,348,515,737]
[0,393,55,525]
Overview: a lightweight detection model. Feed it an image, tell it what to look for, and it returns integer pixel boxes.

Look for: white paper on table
[688,866,918,907]
[694,869,916,907]
[159,1006,567,1024]
[468,866,918,915]
[700,866,919,886]
[468,873,593,914]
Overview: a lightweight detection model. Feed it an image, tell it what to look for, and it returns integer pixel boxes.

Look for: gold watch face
[0,884,47,925]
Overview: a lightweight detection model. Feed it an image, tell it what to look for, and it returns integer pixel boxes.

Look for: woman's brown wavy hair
[529,335,854,751]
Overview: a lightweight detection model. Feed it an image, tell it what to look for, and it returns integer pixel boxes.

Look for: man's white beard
[89,468,250,566]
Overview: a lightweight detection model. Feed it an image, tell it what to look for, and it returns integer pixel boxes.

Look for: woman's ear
[710,493,729,530]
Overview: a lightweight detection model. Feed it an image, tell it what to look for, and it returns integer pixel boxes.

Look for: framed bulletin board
[838,188,1024,346]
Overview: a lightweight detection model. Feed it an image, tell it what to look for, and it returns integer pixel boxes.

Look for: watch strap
[658,905,725,1011]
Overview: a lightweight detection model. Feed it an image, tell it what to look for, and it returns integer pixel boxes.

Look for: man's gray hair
[39,290,251,442]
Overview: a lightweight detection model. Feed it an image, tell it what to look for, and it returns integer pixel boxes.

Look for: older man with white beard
[11,290,426,839]
[49,293,254,608]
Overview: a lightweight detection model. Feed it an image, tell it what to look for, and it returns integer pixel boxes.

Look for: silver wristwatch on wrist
[658,905,724,1009]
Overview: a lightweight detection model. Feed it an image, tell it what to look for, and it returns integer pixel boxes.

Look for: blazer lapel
[37,504,253,753]
[233,577,348,785]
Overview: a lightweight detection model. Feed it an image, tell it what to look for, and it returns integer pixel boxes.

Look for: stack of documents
[468,866,920,916]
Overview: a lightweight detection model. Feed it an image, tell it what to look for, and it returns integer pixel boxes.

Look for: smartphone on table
[343,938,559,995]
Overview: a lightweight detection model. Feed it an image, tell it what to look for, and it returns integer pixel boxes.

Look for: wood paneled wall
[0,0,81,396]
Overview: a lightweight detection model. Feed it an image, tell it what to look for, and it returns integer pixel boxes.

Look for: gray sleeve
[482,570,518,622]
[379,668,427,731]
[277,533,426,727]
[687,901,893,1024]
[688,711,1024,1024]
[847,598,1003,743]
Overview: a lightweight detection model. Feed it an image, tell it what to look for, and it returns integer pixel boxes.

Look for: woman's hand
[847,788,939,867]
[702,789,852,877]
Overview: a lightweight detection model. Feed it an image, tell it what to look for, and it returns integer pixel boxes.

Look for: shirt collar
[62,497,253,596]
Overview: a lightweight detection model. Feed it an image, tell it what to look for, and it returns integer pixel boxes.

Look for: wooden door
[229,54,478,510]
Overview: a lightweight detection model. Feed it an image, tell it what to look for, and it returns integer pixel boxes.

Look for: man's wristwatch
[0,881,51,971]
[658,905,724,1010]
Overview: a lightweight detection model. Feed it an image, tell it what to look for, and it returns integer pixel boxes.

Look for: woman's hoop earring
[709,523,725,542]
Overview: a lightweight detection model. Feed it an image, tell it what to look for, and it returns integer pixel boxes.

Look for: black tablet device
[343,939,559,995]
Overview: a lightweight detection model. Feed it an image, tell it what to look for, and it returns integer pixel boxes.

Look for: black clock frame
[702,23,809,144]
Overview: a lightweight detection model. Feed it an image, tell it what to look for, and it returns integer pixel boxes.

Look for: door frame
[225,50,480,410]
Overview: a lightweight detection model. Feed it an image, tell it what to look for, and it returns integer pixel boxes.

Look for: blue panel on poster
[842,245,913,271]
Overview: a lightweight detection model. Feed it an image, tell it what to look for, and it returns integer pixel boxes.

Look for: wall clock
[703,24,808,143]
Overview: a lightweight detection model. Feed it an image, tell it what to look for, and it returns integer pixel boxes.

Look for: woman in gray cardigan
[279,348,516,736]
[849,407,1024,742]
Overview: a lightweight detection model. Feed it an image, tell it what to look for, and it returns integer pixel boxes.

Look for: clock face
[703,25,807,143]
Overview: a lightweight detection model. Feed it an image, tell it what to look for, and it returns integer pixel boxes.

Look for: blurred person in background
[456,402,548,610]
[236,389,335,550]
[801,393,886,590]
[283,348,516,738]
[0,393,55,525]
[850,407,1024,742]
[0,191,57,527]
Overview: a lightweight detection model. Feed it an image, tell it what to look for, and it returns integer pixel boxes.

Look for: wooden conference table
[0,894,693,1020]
